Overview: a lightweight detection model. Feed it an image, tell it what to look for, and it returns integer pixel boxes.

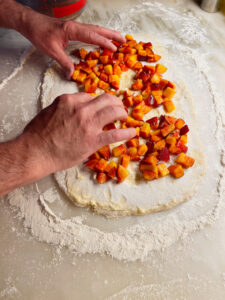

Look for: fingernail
[66,70,72,80]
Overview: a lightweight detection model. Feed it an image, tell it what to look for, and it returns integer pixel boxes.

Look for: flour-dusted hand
[22,93,136,174]
[17,9,125,79]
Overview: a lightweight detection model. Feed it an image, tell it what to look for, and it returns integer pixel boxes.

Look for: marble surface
[0,0,225,299]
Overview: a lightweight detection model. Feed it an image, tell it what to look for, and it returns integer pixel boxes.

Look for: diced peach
[113,64,122,76]
[123,96,133,107]
[99,55,109,64]
[163,87,176,99]
[168,145,181,155]
[76,71,87,83]
[112,144,127,157]
[179,135,187,144]
[132,79,143,91]
[105,160,117,173]
[176,153,195,168]
[98,145,111,160]
[126,116,143,127]
[126,138,139,148]
[151,135,162,143]
[147,54,161,62]
[151,73,161,84]
[142,170,156,181]
[99,73,108,83]
[86,60,98,68]
[168,164,184,178]
[142,164,158,179]
[166,136,177,146]
[132,109,144,121]
[97,172,108,184]
[98,80,109,91]
[95,158,108,172]
[165,115,177,125]
[79,48,87,59]
[104,64,113,75]
[175,118,185,130]
[125,34,134,41]
[156,64,167,74]
[140,122,151,138]
[121,154,130,168]
[84,79,97,93]
[72,70,79,81]
[144,154,158,165]
[109,74,120,90]
[128,147,138,159]
[137,144,148,156]
[133,94,143,105]
[158,163,169,177]
[85,159,99,170]
[89,152,101,160]
[161,124,175,137]
[117,165,129,182]
[163,101,175,113]
[133,61,143,70]
[154,139,166,151]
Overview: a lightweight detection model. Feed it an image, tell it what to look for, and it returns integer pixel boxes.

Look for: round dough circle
[40,35,205,217]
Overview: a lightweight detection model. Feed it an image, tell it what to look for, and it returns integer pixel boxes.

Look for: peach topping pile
[71,34,195,184]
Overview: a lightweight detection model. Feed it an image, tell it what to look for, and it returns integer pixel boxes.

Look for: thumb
[54,47,74,80]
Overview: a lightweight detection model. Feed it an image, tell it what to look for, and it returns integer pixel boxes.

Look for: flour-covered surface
[0,0,225,299]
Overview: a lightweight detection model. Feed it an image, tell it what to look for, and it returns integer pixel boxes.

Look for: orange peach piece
[86,60,98,68]
[117,165,129,182]
[175,118,185,129]
[137,144,148,156]
[161,124,175,137]
[123,96,133,107]
[72,70,79,81]
[166,136,177,146]
[163,101,175,113]
[133,94,143,105]
[95,158,108,172]
[142,170,156,181]
[98,145,111,160]
[132,79,143,91]
[85,159,99,170]
[126,138,139,148]
[151,73,161,84]
[105,160,117,173]
[140,122,151,138]
[144,154,158,165]
[113,64,122,76]
[104,64,113,75]
[154,140,166,151]
[132,109,144,121]
[99,55,109,64]
[89,152,101,160]
[151,135,162,143]
[121,154,130,168]
[97,172,108,184]
[158,163,169,177]
[112,144,127,157]
[133,61,143,70]
[179,135,187,144]
[176,153,195,168]
[125,34,134,40]
[98,80,109,91]
[126,116,143,127]
[156,64,167,74]
[168,164,184,178]
[128,147,138,158]
[76,71,87,83]
[163,87,176,99]
[79,48,87,59]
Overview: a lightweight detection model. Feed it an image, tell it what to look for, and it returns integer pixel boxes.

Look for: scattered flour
[1,1,225,262]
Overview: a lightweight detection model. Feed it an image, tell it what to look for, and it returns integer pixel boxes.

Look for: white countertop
[0,0,225,299]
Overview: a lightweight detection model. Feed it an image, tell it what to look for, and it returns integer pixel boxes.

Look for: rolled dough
[40,34,206,217]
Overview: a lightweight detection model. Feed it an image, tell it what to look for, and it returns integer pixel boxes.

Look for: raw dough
[40,34,206,217]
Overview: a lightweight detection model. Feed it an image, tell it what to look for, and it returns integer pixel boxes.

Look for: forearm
[0,0,35,33]
[0,135,50,197]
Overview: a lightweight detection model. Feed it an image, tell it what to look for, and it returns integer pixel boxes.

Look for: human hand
[18,10,125,79]
[22,93,136,175]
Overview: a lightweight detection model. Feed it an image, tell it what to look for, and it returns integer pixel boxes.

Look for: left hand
[18,10,125,79]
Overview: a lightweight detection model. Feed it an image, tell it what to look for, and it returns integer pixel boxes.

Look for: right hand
[22,93,136,175]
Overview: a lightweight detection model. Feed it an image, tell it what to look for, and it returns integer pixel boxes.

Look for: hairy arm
[0,135,48,196]
[0,0,125,78]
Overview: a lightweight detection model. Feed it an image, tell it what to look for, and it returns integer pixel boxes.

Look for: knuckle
[63,20,74,33]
